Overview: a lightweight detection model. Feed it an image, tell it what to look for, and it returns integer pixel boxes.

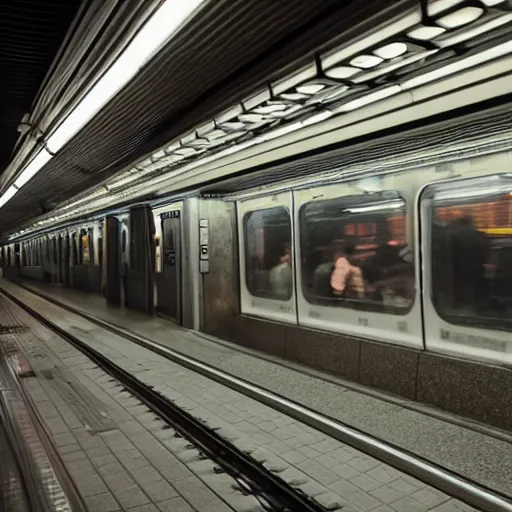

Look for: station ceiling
[0,0,83,173]
[0,0,409,236]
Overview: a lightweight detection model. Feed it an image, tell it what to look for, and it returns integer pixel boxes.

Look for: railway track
[1,287,326,512]
[3,282,512,512]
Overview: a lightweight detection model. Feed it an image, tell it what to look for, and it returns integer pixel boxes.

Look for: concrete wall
[233,315,512,432]
[199,199,240,340]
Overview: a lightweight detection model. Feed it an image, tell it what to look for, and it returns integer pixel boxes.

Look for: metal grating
[0,0,412,234]
[0,0,84,172]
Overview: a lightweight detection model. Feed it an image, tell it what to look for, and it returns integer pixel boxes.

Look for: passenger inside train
[432,197,512,330]
[300,193,414,312]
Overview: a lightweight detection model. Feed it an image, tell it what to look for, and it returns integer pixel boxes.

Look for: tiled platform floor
[0,279,494,512]
[0,292,262,512]
[12,279,512,501]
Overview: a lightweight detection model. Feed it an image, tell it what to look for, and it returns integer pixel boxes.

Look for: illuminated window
[244,207,292,300]
[426,175,512,332]
[300,191,413,314]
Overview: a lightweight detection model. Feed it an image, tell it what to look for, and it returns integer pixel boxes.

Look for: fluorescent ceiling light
[175,147,197,156]
[313,86,351,104]
[0,0,207,212]
[437,6,484,29]
[272,64,317,95]
[325,66,360,79]
[280,92,310,101]
[239,113,265,123]
[401,40,512,89]
[349,54,383,69]
[14,149,53,188]
[407,26,446,40]
[0,186,18,208]
[428,0,467,16]
[436,14,512,47]
[46,0,206,154]
[269,105,303,118]
[353,51,437,84]
[204,129,227,140]
[296,83,326,95]
[253,103,288,114]
[220,121,246,131]
[374,42,408,60]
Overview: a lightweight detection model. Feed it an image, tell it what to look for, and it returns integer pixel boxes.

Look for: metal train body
[3,114,512,372]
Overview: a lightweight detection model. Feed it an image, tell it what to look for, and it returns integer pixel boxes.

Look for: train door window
[244,207,293,300]
[155,236,162,272]
[300,191,413,314]
[81,229,90,264]
[425,174,512,332]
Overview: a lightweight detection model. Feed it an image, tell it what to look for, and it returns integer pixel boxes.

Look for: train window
[155,236,162,273]
[300,191,414,314]
[244,207,293,301]
[81,229,90,265]
[427,175,512,332]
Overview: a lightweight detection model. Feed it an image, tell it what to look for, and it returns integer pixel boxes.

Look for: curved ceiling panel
[0,0,411,234]
[0,0,83,171]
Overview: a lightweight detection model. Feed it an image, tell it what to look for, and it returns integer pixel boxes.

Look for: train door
[58,235,63,283]
[157,211,182,323]
[62,234,70,286]
[14,243,20,269]
[105,216,122,305]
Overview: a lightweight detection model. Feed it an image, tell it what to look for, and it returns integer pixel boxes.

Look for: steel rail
[0,286,326,512]
[7,281,512,512]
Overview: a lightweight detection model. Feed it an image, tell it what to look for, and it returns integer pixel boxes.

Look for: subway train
[2,104,512,430]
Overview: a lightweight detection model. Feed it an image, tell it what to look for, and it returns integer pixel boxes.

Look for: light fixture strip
[11,0,512,233]
[0,0,208,212]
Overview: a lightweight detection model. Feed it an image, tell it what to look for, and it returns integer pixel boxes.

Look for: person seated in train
[313,254,336,300]
[449,216,490,312]
[362,241,414,306]
[330,240,365,299]
[269,243,292,298]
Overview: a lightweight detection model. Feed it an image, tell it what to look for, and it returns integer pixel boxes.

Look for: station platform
[1,278,511,512]
[0,286,253,512]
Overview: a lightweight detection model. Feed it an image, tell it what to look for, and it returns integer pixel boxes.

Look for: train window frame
[243,205,294,302]
[298,190,414,316]
[422,173,512,335]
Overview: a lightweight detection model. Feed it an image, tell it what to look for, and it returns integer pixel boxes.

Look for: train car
[4,103,512,430]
